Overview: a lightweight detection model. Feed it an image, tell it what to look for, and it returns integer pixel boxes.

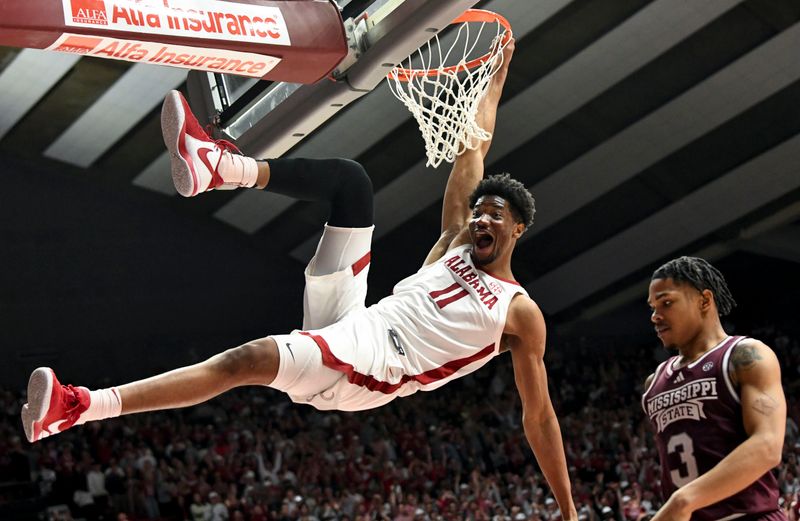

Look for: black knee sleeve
[264,158,373,228]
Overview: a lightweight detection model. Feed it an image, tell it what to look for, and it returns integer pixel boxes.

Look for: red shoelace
[205,125,243,188]
[60,384,88,429]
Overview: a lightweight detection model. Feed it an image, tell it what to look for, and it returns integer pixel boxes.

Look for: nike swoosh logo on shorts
[286,343,295,362]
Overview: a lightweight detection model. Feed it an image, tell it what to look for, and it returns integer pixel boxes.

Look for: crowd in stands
[1,322,798,521]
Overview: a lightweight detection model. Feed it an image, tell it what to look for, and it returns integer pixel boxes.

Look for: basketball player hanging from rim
[643,257,787,521]
[21,40,578,518]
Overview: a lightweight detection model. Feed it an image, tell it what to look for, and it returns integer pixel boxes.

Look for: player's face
[647,278,705,350]
[468,195,523,266]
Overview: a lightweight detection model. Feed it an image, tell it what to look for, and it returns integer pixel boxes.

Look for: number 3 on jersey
[429,283,468,309]
[667,432,700,487]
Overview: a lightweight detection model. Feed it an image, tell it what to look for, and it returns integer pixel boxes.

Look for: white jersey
[302,244,528,409]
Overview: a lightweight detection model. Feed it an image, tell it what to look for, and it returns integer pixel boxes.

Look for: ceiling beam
[44,64,186,168]
[561,201,800,327]
[0,49,79,142]
[528,133,800,314]
[521,20,800,239]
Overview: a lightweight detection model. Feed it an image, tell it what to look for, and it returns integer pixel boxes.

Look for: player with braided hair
[643,256,786,521]
[651,256,736,316]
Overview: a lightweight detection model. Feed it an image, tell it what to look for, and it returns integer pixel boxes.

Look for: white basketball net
[387,18,510,169]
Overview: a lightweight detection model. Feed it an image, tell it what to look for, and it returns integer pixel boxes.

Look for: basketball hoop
[387,9,512,168]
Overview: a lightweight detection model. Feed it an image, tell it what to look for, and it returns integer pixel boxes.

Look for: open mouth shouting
[472,230,495,259]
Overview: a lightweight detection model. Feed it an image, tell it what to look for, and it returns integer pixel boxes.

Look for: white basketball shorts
[269,224,396,411]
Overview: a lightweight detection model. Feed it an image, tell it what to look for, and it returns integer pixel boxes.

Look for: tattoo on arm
[730,344,779,416]
[752,392,779,417]
[731,344,762,371]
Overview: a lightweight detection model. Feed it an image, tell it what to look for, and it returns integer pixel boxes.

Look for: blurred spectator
[208,491,230,521]
[191,492,211,521]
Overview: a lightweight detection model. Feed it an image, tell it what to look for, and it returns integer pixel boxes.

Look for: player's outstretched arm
[651,339,786,521]
[423,39,515,266]
[505,295,578,521]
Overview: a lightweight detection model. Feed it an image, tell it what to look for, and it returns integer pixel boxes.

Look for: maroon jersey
[642,336,784,521]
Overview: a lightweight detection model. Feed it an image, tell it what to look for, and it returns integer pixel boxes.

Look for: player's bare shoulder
[503,294,545,351]
[729,337,780,386]
[730,337,767,371]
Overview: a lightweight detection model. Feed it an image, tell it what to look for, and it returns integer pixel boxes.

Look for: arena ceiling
[1,0,799,384]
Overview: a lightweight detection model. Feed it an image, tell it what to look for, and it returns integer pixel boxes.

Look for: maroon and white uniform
[272,242,527,411]
[642,336,786,521]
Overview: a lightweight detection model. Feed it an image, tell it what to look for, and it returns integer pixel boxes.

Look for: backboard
[187,0,481,160]
[0,0,349,83]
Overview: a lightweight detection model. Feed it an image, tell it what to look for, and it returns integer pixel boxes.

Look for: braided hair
[468,173,536,230]
[651,256,736,316]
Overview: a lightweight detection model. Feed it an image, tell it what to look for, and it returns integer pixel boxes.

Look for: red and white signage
[46,33,281,78]
[62,0,291,46]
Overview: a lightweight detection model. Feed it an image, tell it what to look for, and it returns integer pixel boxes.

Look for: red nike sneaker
[160,90,258,197]
[21,368,90,443]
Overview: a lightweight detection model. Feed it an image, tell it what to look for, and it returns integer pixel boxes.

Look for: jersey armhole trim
[646,361,667,394]
[641,360,667,411]
[717,513,745,521]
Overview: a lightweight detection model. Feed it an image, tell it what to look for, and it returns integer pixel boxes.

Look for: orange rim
[391,9,513,82]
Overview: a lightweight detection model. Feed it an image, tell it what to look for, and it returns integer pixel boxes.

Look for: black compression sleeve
[263,158,374,228]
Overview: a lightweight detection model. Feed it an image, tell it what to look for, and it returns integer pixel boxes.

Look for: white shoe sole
[161,90,196,197]
[21,367,53,442]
